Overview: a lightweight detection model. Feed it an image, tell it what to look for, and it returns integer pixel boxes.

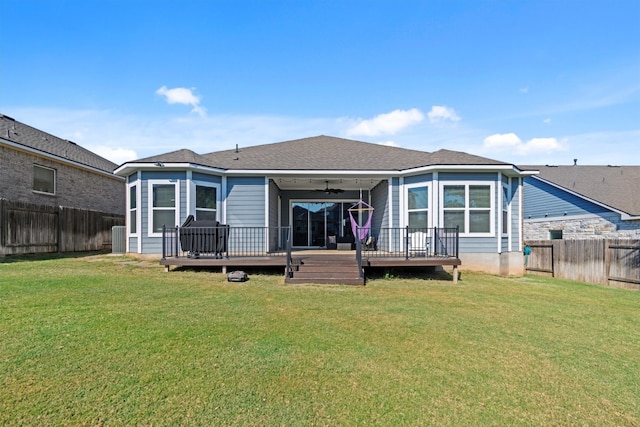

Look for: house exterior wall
[370,180,389,231]
[123,166,527,278]
[226,176,266,227]
[438,172,499,254]
[525,215,640,240]
[268,179,280,229]
[523,177,610,219]
[523,177,640,240]
[0,145,124,215]
[390,177,400,228]
[136,171,187,254]
[510,177,522,250]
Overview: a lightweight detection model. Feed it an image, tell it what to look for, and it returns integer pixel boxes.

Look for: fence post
[604,239,611,284]
[57,206,62,253]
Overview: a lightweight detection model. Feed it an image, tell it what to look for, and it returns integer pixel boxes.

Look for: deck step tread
[289,255,363,285]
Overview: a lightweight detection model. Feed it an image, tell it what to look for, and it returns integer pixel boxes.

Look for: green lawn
[1,253,638,426]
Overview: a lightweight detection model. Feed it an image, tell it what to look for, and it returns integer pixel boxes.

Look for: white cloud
[156,85,207,116]
[88,146,138,165]
[347,108,424,136]
[483,132,522,148]
[483,133,566,156]
[427,105,461,124]
[520,137,564,155]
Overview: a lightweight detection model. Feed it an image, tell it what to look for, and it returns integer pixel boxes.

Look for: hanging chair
[348,200,374,241]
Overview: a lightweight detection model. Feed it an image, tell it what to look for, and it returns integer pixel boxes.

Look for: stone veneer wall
[524,215,640,240]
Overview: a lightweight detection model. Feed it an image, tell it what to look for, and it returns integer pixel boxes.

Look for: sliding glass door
[291,201,354,247]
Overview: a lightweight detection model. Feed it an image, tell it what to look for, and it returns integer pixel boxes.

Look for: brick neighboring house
[522,164,640,240]
[0,114,125,255]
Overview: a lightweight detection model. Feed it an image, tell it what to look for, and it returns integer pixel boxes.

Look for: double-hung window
[190,181,220,221]
[149,180,179,236]
[442,183,493,235]
[406,184,429,230]
[195,184,217,221]
[33,164,56,195]
[128,184,138,235]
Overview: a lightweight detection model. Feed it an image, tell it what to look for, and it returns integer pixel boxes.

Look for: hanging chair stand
[348,200,374,242]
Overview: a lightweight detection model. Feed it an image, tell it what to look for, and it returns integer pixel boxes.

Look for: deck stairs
[285,254,364,285]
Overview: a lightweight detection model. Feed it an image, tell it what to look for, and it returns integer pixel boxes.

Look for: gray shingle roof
[522,165,640,217]
[0,114,117,173]
[136,135,511,171]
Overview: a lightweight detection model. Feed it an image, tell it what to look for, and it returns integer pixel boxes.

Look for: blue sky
[1,0,639,166]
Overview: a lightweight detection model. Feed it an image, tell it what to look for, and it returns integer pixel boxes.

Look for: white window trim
[33,164,56,195]
[148,179,180,237]
[127,182,139,237]
[405,182,431,229]
[189,179,221,221]
[439,181,495,237]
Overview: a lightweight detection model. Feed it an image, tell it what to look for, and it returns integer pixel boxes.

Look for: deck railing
[162,225,292,259]
[355,226,460,266]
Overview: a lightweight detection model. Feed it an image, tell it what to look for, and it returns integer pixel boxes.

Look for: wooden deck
[160,250,461,284]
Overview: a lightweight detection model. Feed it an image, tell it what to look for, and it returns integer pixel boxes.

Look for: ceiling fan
[316,180,344,194]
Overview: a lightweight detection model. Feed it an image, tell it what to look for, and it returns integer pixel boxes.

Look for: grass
[1,253,639,426]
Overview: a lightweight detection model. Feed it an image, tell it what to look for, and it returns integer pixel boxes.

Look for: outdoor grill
[179,215,229,258]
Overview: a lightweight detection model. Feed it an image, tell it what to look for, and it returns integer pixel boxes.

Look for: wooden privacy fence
[525,239,640,289]
[0,199,124,256]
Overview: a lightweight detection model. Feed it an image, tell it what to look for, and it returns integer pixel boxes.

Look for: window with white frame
[406,184,429,229]
[442,183,493,235]
[128,184,138,235]
[33,164,56,195]
[149,181,179,235]
[194,183,217,221]
[502,183,510,234]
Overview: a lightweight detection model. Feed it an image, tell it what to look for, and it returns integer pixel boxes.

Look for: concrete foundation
[458,251,525,276]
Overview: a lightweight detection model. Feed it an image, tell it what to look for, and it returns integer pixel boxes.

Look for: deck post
[452,265,459,283]
[222,265,227,274]
[405,226,410,260]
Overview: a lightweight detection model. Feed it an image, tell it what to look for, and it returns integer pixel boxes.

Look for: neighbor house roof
[522,165,640,217]
[0,114,117,173]
[132,135,515,172]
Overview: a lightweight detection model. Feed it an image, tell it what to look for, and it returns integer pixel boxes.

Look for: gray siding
[370,180,389,231]
[141,171,186,181]
[439,172,495,182]
[511,178,521,250]
[268,180,282,251]
[226,177,266,227]
[524,177,611,219]
[193,172,222,185]
[268,180,280,229]
[391,177,400,228]
[404,173,433,185]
